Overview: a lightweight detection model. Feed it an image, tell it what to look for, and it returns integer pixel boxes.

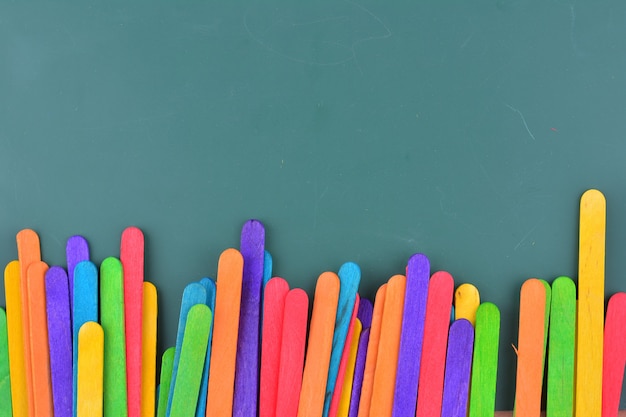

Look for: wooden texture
[415,271,454,417]
[121,226,145,417]
[100,257,128,417]
[156,347,176,417]
[602,292,626,417]
[4,260,28,417]
[66,235,90,310]
[441,319,474,417]
[0,307,12,417]
[26,261,53,417]
[142,282,158,417]
[468,302,500,417]
[546,276,575,417]
[260,277,290,417]
[234,220,265,417]
[297,272,340,417]
[454,283,480,326]
[393,253,429,417]
[195,277,216,417]
[357,284,386,417]
[206,248,244,417]
[76,322,104,417]
[337,319,363,417]
[348,328,370,417]
[369,275,406,417]
[576,189,605,417]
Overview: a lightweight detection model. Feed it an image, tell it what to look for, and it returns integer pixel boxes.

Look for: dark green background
[1,1,626,410]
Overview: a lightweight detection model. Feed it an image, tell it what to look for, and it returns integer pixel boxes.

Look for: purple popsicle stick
[347,328,371,417]
[441,319,474,417]
[357,298,373,329]
[66,235,90,311]
[45,266,73,417]
[392,253,430,417]
[234,220,265,417]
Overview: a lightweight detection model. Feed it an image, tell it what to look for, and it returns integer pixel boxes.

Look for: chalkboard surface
[1,1,626,409]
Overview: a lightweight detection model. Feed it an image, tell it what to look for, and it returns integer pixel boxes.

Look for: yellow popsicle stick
[77,322,104,417]
[454,283,480,326]
[576,189,606,417]
[3,261,28,417]
[337,319,363,417]
[141,282,158,417]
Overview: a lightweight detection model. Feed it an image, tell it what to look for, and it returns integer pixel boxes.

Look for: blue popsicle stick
[263,250,273,289]
[195,278,216,417]
[323,261,361,417]
[166,282,207,417]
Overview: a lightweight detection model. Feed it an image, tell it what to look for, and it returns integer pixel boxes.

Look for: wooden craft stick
[275,288,309,417]
[415,271,454,417]
[167,283,208,416]
[0,307,12,417]
[234,220,265,417]
[170,304,212,417]
[206,248,244,417]
[156,347,176,417]
[77,322,104,417]
[576,189,606,417]
[369,275,406,417]
[195,278,216,417]
[121,226,145,417]
[602,292,626,417]
[45,266,73,417]
[357,284,387,417]
[100,257,129,417]
[17,228,41,415]
[468,302,500,417]
[260,277,290,417]
[454,283,480,326]
[547,276,575,417]
[324,262,361,417]
[393,253,429,417]
[26,261,53,417]
[66,235,90,310]
[329,295,360,417]
[297,272,340,417]
[142,282,158,417]
[348,328,370,417]
[337,319,363,417]
[441,319,474,417]
[514,278,551,417]
[4,260,28,417]
[357,298,373,329]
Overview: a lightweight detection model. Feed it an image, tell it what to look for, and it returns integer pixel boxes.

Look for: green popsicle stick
[468,302,500,417]
[170,304,212,417]
[546,276,576,417]
[157,347,176,417]
[100,257,128,417]
[0,307,12,417]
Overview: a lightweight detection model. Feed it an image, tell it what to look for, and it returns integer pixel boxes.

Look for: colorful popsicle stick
[356,298,373,329]
[576,189,606,417]
[393,253,429,417]
[602,292,626,417]
[195,278,216,417]
[276,288,309,417]
[0,307,12,417]
[170,304,212,417]
[324,262,361,417]
[142,282,158,417]
[547,276,575,417]
[17,228,41,416]
[454,283,480,326]
[121,226,145,417]
[260,277,290,417]
[415,271,454,417]
[45,267,73,417]
[26,261,53,417]
[348,328,370,417]
[76,322,104,417]
[369,275,406,417]
[66,235,90,310]
[337,319,363,417]
[297,272,340,417]
[100,257,128,417]
[441,319,474,417]
[467,302,500,417]
[4,260,28,417]
[206,248,244,417]
[357,284,386,417]
[156,348,175,417]
[263,250,273,289]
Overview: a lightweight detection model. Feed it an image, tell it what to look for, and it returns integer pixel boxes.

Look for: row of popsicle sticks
[0,188,624,417]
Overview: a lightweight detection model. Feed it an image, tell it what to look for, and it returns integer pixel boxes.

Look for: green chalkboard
[1,1,626,410]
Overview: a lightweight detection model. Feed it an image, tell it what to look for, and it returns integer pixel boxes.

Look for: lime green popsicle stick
[0,307,12,417]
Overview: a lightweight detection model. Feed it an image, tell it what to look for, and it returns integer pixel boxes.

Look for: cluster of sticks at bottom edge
[0,189,622,417]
